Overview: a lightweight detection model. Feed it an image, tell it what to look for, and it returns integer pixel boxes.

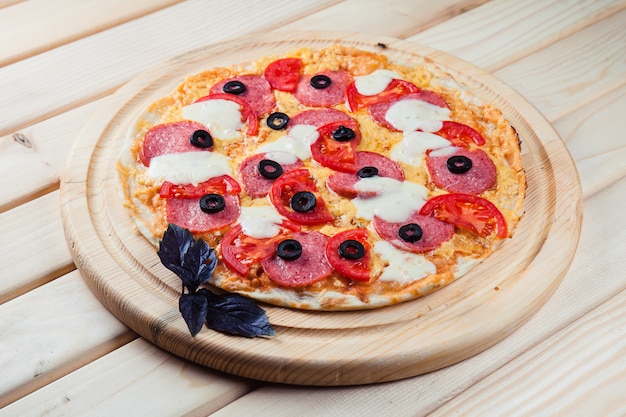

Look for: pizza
[117,44,526,311]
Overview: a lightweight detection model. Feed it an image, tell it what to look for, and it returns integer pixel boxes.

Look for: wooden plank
[410,0,626,71]
[428,289,626,416]
[492,9,626,122]
[0,339,257,417]
[0,190,74,304]
[275,0,489,38]
[0,0,338,136]
[0,270,134,408]
[0,99,103,213]
[553,84,626,198]
[0,0,184,67]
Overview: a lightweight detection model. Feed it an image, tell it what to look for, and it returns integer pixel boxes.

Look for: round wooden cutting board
[60,31,583,386]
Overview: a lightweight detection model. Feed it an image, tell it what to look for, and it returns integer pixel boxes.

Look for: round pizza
[117,44,526,311]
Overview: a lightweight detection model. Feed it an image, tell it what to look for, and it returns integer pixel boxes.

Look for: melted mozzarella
[374,241,437,283]
[352,177,428,223]
[385,99,450,133]
[428,145,460,158]
[264,150,300,165]
[182,99,243,140]
[390,131,452,166]
[147,151,232,185]
[354,69,401,96]
[255,124,319,160]
[238,206,284,239]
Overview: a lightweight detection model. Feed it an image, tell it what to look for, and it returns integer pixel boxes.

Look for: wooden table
[1,0,624,415]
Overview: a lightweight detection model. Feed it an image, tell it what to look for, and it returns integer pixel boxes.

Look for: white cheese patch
[238,206,285,239]
[352,177,428,223]
[374,241,437,284]
[385,98,450,133]
[390,131,452,167]
[354,69,402,96]
[255,124,319,160]
[428,145,461,158]
[264,150,300,165]
[182,99,243,141]
[147,151,232,186]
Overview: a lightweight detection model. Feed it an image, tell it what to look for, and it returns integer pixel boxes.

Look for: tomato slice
[346,79,420,111]
[436,121,486,147]
[269,169,333,225]
[159,175,241,199]
[263,58,303,92]
[310,119,361,173]
[194,93,259,136]
[419,193,508,238]
[325,228,371,281]
[220,223,299,276]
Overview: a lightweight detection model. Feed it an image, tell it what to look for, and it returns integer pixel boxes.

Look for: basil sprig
[157,224,275,338]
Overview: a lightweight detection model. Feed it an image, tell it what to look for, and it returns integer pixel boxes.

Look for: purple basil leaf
[157,224,194,283]
[201,289,275,338]
[181,238,218,292]
[179,292,209,337]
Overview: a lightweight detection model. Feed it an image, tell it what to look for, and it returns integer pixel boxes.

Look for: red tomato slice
[325,228,371,281]
[220,224,293,276]
[436,121,486,147]
[310,119,361,173]
[264,58,303,92]
[346,79,420,111]
[419,193,508,238]
[194,93,259,136]
[269,169,333,225]
[159,175,241,199]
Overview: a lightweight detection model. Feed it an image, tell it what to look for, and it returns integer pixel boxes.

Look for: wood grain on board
[59,33,581,386]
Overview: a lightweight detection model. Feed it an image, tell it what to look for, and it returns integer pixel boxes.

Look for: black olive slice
[290,191,316,212]
[398,223,423,243]
[447,155,473,174]
[258,159,283,179]
[310,74,332,89]
[338,240,366,260]
[276,239,302,261]
[357,166,379,178]
[266,112,289,130]
[189,129,213,148]
[332,125,356,142]
[199,194,226,214]
[222,80,247,95]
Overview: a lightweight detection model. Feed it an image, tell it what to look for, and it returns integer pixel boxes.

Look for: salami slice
[210,74,275,116]
[373,212,454,253]
[426,147,497,194]
[166,193,240,233]
[368,90,449,131]
[239,152,304,198]
[288,108,352,129]
[139,120,210,166]
[327,151,405,198]
[260,231,333,287]
[293,70,351,107]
